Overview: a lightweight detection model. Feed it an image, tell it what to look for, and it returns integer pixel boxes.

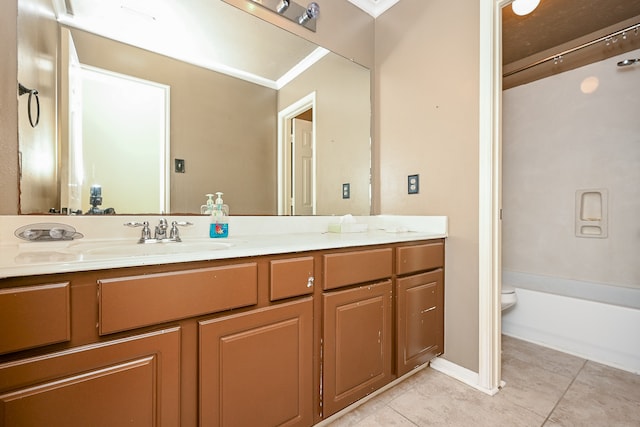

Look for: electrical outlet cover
[342,183,350,199]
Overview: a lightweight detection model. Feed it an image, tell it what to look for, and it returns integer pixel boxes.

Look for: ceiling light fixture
[511,0,540,16]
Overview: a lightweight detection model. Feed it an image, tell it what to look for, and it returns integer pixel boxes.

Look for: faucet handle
[124,221,152,242]
[169,221,193,241]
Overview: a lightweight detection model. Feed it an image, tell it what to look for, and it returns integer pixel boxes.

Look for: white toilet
[501,284,517,311]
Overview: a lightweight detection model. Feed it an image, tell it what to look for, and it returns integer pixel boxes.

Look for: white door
[292,118,314,215]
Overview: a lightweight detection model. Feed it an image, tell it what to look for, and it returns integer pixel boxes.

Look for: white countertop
[0,215,447,279]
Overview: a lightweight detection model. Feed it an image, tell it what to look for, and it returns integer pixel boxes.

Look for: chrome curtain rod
[503,22,640,78]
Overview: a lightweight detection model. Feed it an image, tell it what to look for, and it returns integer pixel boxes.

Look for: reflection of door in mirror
[278,93,316,215]
[60,34,170,215]
[293,116,314,215]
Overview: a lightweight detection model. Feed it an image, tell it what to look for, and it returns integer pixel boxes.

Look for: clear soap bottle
[201,193,214,215]
[209,192,229,238]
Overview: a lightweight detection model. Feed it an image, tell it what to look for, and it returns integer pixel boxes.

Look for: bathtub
[501,270,640,374]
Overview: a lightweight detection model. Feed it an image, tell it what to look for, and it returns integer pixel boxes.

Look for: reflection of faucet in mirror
[86,185,116,215]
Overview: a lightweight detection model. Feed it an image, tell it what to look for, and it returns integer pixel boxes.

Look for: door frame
[477,0,509,394]
[277,92,317,215]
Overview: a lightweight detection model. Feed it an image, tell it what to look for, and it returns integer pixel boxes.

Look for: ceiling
[502,0,640,87]
[503,0,640,64]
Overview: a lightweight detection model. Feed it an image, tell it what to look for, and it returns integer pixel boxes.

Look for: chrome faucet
[155,218,168,240]
[125,219,192,243]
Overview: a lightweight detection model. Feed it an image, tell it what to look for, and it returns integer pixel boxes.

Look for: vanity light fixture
[511,0,540,16]
[245,0,320,32]
[276,0,290,13]
[298,2,320,25]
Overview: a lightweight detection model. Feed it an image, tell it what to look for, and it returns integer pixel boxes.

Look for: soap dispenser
[209,192,229,238]
[201,193,214,215]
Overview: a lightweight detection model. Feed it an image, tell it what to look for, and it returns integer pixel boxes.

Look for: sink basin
[67,240,234,256]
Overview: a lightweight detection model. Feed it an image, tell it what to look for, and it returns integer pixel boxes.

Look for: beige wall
[375,0,481,371]
[279,53,371,216]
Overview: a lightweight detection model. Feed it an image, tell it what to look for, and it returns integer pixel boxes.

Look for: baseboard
[429,357,499,396]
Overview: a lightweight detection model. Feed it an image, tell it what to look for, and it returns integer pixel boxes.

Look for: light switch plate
[175,159,185,173]
[408,174,419,194]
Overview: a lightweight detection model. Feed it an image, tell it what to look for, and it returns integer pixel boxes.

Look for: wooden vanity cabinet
[0,327,181,426]
[0,238,445,426]
[322,280,393,417]
[0,282,70,355]
[199,298,314,427]
[395,240,445,377]
[321,248,394,417]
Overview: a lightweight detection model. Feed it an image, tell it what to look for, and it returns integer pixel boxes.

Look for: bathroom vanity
[0,216,445,426]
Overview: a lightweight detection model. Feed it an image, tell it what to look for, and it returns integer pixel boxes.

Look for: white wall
[503,48,640,289]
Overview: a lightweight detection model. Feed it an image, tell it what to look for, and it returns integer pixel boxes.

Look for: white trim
[277,92,317,215]
[477,0,506,393]
[430,357,500,396]
[276,47,330,89]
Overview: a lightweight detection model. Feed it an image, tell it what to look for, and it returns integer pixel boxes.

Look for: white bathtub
[501,270,640,374]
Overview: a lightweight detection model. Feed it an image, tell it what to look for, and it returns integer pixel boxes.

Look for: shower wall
[502,49,640,373]
[502,48,640,291]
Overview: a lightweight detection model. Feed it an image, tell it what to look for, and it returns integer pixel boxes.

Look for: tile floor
[326,335,640,426]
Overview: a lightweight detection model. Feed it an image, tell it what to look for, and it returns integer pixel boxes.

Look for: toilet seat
[501,284,517,310]
[501,284,515,294]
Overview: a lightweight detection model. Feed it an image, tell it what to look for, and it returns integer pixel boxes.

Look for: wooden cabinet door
[396,269,444,376]
[199,298,313,427]
[0,327,181,427]
[322,280,393,417]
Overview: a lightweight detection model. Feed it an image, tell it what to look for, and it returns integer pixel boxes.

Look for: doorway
[277,92,317,215]
[70,65,170,214]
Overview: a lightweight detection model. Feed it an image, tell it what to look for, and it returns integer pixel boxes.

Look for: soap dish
[15,223,84,242]
[328,223,368,233]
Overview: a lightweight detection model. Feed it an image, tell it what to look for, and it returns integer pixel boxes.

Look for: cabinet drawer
[323,248,392,290]
[0,282,70,355]
[270,257,314,301]
[396,241,444,275]
[98,263,258,335]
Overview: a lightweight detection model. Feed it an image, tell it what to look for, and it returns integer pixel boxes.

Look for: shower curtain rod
[503,22,640,78]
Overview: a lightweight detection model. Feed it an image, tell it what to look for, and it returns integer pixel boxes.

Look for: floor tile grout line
[540,359,588,426]
[387,404,421,427]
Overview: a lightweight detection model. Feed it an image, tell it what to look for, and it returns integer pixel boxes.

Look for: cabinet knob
[307,276,315,288]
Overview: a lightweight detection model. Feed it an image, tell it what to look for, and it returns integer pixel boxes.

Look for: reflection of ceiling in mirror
[56,0,327,88]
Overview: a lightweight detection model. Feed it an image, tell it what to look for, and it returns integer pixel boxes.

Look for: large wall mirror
[17,0,371,216]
